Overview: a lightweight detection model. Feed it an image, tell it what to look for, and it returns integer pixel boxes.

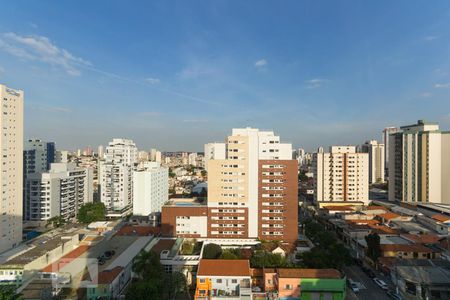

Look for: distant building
[0,84,24,253]
[383,126,399,172]
[388,120,450,204]
[188,152,197,166]
[360,140,385,184]
[97,145,104,159]
[55,150,68,163]
[100,139,138,217]
[24,139,56,174]
[133,162,168,216]
[313,146,369,204]
[150,148,157,161]
[25,163,93,222]
[204,142,226,171]
[155,151,162,164]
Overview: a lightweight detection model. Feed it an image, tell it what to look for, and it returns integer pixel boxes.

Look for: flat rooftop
[164,198,206,207]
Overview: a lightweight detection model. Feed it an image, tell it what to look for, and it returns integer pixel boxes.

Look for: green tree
[0,286,21,300]
[365,232,381,264]
[162,272,188,299]
[202,243,222,259]
[220,248,241,260]
[45,216,65,228]
[201,170,207,177]
[132,250,162,280]
[125,281,161,300]
[77,202,106,223]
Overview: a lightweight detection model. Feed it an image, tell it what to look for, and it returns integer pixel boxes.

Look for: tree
[201,170,207,177]
[365,233,381,264]
[132,250,162,280]
[202,243,222,259]
[220,248,241,260]
[162,272,188,300]
[45,216,65,228]
[125,281,161,300]
[77,202,106,223]
[0,286,21,300]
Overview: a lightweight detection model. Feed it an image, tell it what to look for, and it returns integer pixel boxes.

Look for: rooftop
[197,259,250,277]
[396,265,450,285]
[96,266,124,284]
[381,244,437,253]
[277,268,341,279]
[164,198,206,207]
[431,214,450,223]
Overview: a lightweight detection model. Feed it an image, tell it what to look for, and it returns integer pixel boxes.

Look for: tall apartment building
[388,120,450,204]
[25,163,93,222]
[132,162,168,216]
[313,146,369,204]
[97,145,104,159]
[383,127,399,172]
[99,139,138,217]
[0,84,24,253]
[360,140,385,184]
[204,142,226,171]
[162,128,298,242]
[24,139,55,174]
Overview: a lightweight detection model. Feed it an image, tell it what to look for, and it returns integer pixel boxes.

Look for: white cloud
[144,77,160,84]
[28,22,38,29]
[424,35,439,41]
[435,83,450,88]
[305,78,329,89]
[255,59,267,68]
[0,32,90,76]
[419,92,432,98]
[0,66,4,75]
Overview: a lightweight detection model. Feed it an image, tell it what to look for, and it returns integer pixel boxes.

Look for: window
[231,279,237,284]
[217,279,222,283]
[199,278,206,283]
[285,284,293,290]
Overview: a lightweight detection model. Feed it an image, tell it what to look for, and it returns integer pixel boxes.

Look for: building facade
[132,162,168,216]
[383,127,399,170]
[313,146,369,204]
[25,163,93,221]
[388,120,450,204]
[0,84,24,253]
[360,140,385,184]
[100,139,138,217]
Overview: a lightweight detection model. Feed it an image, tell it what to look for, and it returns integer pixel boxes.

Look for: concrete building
[100,139,137,217]
[55,150,68,163]
[188,152,197,166]
[388,120,450,204]
[24,139,55,174]
[97,145,104,159]
[162,128,298,242]
[313,146,369,204]
[360,140,385,184]
[25,163,93,222]
[383,127,399,169]
[0,84,24,253]
[132,162,168,216]
[155,151,162,164]
[150,148,157,161]
[204,143,226,171]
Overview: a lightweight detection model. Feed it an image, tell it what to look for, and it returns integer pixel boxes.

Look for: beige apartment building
[0,84,24,253]
[313,146,369,204]
[162,128,298,242]
[361,140,385,184]
[388,120,450,204]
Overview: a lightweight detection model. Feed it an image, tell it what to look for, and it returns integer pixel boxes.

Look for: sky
[1,1,450,152]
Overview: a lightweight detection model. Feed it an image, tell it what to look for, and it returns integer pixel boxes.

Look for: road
[343,265,390,300]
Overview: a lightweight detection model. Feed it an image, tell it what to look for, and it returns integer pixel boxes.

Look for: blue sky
[1,1,450,152]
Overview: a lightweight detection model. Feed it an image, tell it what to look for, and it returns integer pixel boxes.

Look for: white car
[349,282,360,293]
[373,278,388,290]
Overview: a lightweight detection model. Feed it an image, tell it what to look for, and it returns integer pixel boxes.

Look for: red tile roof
[277,268,341,279]
[431,214,450,223]
[115,225,160,236]
[323,205,355,212]
[378,212,401,220]
[347,219,380,225]
[380,244,437,253]
[42,245,90,273]
[368,224,399,234]
[365,206,388,211]
[402,233,440,244]
[97,267,124,284]
[197,259,250,277]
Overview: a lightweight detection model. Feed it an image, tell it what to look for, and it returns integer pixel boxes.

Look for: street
[343,265,390,300]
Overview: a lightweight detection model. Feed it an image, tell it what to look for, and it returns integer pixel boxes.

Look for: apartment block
[388,120,450,204]
[204,143,226,171]
[100,139,137,217]
[313,146,369,204]
[132,162,168,216]
[0,84,23,253]
[360,140,385,184]
[25,163,93,222]
[162,128,298,242]
[383,127,399,169]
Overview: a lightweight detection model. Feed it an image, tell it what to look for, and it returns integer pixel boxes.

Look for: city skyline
[1,2,450,151]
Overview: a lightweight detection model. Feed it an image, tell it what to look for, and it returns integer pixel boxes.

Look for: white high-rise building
[25,163,93,222]
[204,142,226,171]
[100,139,138,217]
[388,120,450,204]
[188,152,197,166]
[360,140,385,184]
[56,150,68,163]
[132,162,168,216]
[24,139,55,174]
[383,127,399,171]
[97,145,104,159]
[313,146,369,204]
[155,151,162,164]
[0,84,23,253]
[150,148,157,161]
[138,150,149,162]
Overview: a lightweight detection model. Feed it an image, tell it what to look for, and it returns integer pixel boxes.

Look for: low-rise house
[416,215,449,235]
[195,259,252,300]
[380,244,440,260]
[262,268,346,300]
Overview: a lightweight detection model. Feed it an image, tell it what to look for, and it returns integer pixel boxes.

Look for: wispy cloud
[0,32,90,76]
[29,103,72,113]
[144,77,160,84]
[424,35,439,42]
[434,68,447,76]
[0,66,4,75]
[255,59,267,69]
[138,111,162,117]
[435,83,450,88]
[305,78,329,89]
[182,119,208,123]
[28,22,38,29]
[419,92,432,98]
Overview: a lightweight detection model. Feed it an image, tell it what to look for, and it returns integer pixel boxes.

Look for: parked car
[104,250,116,259]
[349,282,360,293]
[373,278,388,290]
[386,290,402,300]
[362,267,376,278]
